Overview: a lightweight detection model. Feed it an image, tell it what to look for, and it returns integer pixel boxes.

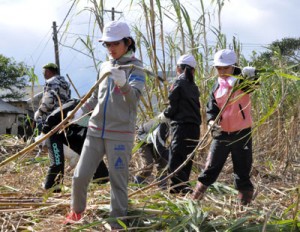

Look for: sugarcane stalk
[66,73,81,98]
[0,65,161,168]
[0,202,59,207]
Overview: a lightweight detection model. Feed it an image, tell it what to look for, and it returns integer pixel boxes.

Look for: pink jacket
[214,89,252,132]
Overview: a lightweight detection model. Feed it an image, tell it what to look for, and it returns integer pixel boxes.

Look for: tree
[252,37,300,71]
[0,54,28,100]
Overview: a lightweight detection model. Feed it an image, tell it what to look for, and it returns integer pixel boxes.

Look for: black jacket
[164,74,201,126]
[42,99,80,134]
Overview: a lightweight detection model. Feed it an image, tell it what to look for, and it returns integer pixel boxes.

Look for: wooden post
[52,21,60,75]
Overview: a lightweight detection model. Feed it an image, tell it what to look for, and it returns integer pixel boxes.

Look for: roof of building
[0,99,23,114]
[0,85,44,102]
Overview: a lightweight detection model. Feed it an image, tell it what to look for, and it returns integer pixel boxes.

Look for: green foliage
[0,54,29,100]
[26,66,38,84]
[254,37,300,71]
[120,195,300,231]
[269,37,300,59]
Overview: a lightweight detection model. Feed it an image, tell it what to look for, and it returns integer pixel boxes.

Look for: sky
[0,0,299,97]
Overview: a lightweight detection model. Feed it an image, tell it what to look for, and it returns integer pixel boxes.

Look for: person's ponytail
[179,64,194,82]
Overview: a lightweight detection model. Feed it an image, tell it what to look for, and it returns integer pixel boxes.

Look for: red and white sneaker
[63,211,82,225]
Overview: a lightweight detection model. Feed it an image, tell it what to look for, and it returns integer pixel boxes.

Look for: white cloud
[220,0,300,44]
[0,0,65,35]
[222,1,267,26]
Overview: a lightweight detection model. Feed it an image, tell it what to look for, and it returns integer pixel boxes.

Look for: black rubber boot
[237,190,254,205]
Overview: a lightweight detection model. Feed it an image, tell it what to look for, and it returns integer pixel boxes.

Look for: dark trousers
[45,133,65,189]
[169,123,200,192]
[44,126,109,189]
[138,143,169,178]
[198,128,254,191]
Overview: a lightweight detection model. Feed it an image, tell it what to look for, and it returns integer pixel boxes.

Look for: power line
[57,0,77,34]
[34,29,53,66]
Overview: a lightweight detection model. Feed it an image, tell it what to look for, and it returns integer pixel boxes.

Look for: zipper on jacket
[239,104,246,120]
[101,78,111,138]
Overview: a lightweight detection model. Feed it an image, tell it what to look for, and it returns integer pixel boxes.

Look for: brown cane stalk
[66,73,81,98]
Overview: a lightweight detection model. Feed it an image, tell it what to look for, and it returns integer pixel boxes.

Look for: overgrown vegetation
[0,0,299,231]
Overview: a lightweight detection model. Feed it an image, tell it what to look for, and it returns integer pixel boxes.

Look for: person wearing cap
[34,62,71,192]
[158,54,201,194]
[64,21,145,229]
[191,49,258,205]
[34,63,71,123]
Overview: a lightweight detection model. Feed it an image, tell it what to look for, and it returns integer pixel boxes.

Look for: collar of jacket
[46,75,61,83]
[177,73,186,80]
[109,51,136,65]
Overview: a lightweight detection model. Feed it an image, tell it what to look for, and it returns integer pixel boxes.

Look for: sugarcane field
[0,0,300,231]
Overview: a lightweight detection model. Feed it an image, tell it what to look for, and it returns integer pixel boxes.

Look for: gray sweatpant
[71,135,132,218]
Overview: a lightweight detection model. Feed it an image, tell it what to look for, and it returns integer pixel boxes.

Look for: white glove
[67,108,83,122]
[110,67,126,87]
[242,66,256,78]
[64,145,80,171]
[157,112,168,123]
[208,120,222,135]
[34,110,41,121]
[35,133,46,146]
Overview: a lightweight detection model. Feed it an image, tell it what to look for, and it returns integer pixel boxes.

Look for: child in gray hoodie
[64,21,145,229]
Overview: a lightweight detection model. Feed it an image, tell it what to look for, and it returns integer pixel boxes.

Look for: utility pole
[52,21,60,75]
[104,7,122,21]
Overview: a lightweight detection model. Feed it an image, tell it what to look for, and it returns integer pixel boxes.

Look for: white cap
[177,54,197,68]
[213,49,237,66]
[99,21,131,42]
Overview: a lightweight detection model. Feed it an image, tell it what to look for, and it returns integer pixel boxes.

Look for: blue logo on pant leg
[114,157,124,169]
[52,143,61,165]
[114,144,125,151]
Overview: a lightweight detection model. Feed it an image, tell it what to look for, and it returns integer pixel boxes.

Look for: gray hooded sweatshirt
[81,52,145,142]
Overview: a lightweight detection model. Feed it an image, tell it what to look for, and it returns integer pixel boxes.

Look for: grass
[0,129,299,231]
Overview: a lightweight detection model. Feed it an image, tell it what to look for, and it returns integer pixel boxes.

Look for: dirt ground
[0,135,299,231]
